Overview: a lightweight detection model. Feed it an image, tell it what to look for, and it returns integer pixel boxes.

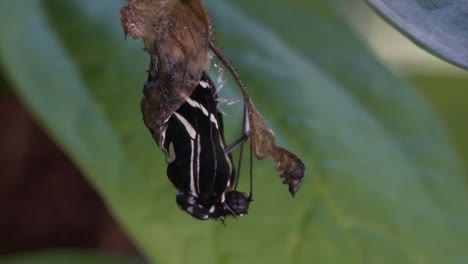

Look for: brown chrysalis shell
[121,0,212,145]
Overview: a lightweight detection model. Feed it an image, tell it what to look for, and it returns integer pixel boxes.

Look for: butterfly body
[158,72,250,220]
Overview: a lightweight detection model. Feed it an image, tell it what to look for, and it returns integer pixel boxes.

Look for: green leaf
[0,0,467,264]
[0,250,142,264]
[366,0,468,70]
[412,74,468,170]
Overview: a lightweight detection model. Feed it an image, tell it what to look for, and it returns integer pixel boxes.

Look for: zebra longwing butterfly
[152,71,251,220]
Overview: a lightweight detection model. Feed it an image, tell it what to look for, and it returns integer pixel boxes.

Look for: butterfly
[121,0,305,221]
[156,71,251,220]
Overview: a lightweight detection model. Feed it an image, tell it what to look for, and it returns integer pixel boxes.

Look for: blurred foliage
[412,75,468,169]
[0,250,142,264]
[0,0,467,264]
[0,74,9,95]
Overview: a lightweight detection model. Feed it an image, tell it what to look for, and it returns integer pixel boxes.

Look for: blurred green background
[0,0,467,264]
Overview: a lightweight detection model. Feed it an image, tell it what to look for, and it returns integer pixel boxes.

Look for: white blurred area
[337,0,466,76]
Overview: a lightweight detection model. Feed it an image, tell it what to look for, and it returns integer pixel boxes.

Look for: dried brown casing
[121,0,212,144]
[246,97,305,196]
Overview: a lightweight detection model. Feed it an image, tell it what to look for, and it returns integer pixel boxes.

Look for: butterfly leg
[225,133,249,154]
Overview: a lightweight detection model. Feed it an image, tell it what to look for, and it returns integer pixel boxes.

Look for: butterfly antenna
[234,101,249,191]
[248,137,254,200]
[234,134,244,191]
